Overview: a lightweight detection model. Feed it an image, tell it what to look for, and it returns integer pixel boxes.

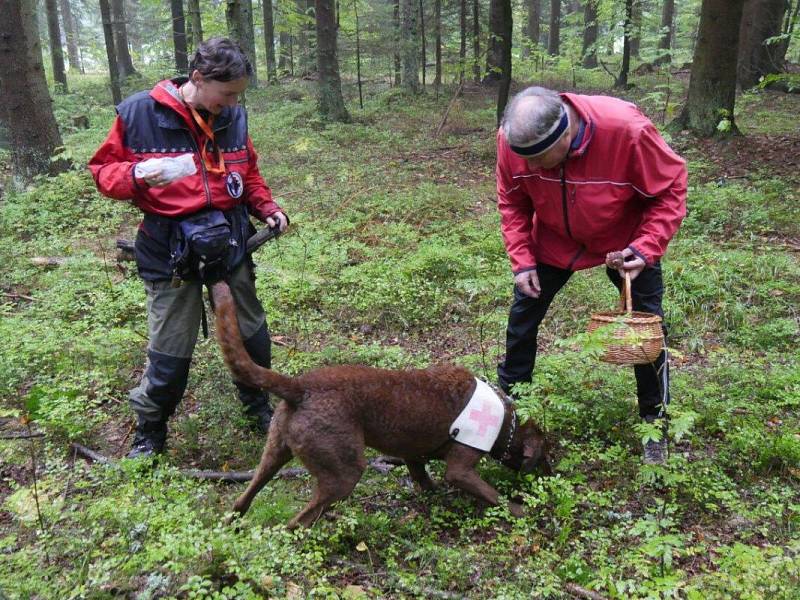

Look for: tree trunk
[548,0,560,56]
[99,0,123,104]
[393,0,401,85]
[187,0,203,50]
[171,0,189,74]
[496,0,512,124]
[111,0,137,78]
[227,0,259,85]
[354,0,363,106]
[0,0,68,181]
[242,0,259,85]
[293,0,316,77]
[58,0,81,72]
[315,0,349,120]
[44,0,68,91]
[654,0,675,65]
[263,0,277,81]
[523,0,541,57]
[776,0,799,64]
[582,0,598,68]
[419,0,426,87]
[401,0,420,92]
[459,0,466,82]
[485,0,506,83]
[615,0,633,88]
[278,31,290,73]
[672,0,746,136]
[629,0,641,58]
[737,0,787,90]
[472,0,480,82]
[434,0,441,91]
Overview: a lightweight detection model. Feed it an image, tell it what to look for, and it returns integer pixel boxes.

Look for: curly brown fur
[210,281,551,528]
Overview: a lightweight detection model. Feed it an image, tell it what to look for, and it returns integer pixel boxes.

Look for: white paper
[134,153,197,183]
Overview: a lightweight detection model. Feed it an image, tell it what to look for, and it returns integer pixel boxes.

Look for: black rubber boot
[127,419,167,459]
[236,322,273,434]
[239,391,274,434]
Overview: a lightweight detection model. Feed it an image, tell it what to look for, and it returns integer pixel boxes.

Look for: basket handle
[618,271,633,314]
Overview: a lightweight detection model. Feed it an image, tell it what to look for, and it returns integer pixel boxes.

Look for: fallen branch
[2,291,35,302]
[0,431,45,440]
[71,443,114,465]
[565,583,608,600]
[433,80,465,138]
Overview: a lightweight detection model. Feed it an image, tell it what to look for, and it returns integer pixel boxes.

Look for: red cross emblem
[468,401,501,437]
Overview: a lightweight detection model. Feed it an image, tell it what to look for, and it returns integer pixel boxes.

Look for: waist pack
[171,209,236,283]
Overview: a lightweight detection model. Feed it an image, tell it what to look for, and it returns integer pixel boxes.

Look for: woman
[89,38,288,458]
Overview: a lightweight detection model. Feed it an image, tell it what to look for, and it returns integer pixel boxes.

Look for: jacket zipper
[183,128,213,209]
[560,164,573,239]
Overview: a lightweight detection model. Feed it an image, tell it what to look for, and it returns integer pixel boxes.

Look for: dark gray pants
[129,262,270,423]
[497,263,669,418]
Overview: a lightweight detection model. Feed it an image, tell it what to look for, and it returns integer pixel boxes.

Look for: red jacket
[89,79,282,222]
[496,93,687,273]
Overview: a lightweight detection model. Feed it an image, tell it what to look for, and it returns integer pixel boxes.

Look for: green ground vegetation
[0,73,798,598]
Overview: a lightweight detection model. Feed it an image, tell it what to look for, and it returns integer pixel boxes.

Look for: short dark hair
[189,37,253,81]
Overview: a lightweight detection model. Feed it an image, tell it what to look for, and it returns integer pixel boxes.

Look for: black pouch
[171,209,235,283]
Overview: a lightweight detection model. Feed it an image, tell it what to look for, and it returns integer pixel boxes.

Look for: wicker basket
[587,271,664,365]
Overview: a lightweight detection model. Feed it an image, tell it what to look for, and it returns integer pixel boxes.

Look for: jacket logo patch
[226,172,244,198]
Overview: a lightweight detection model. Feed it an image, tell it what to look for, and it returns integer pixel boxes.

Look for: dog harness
[449,378,506,452]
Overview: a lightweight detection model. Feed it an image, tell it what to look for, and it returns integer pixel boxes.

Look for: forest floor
[1,72,799,599]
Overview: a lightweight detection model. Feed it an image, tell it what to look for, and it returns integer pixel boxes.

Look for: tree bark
[99,0,122,104]
[401,0,420,92]
[582,0,598,68]
[655,0,675,65]
[171,0,189,74]
[485,0,506,82]
[111,0,137,78]
[523,0,541,57]
[242,0,259,86]
[0,0,68,181]
[496,0,512,124]
[58,0,81,72]
[615,0,633,88]
[434,0,442,91]
[548,0,561,56]
[419,0,426,87]
[629,0,642,58]
[472,0,480,82]
[459,0,466,82]
[227,0,259,86]
[393,0,401,85]
[672,0,746,136]
[777,0,800,64]
[315,0,349,120]
[44,0,68,91]
[737,0,787,90]
[263,0,277,81]
[187,0,203,50]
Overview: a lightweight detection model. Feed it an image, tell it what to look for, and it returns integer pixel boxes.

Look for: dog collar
[490,403,516,461]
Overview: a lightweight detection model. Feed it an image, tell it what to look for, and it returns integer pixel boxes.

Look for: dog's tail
[209,280,304,405]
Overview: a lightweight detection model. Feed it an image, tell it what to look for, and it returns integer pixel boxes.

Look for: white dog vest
[449,378,506,452]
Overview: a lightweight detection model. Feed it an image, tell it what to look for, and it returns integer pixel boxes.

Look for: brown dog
[210,281,551,528]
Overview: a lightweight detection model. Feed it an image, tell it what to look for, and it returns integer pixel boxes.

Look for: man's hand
[607,247,646,280]
[514,269,541,298]
[266,211,288,233]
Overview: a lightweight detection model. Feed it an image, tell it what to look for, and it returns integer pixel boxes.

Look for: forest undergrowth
[0,73,798,598]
